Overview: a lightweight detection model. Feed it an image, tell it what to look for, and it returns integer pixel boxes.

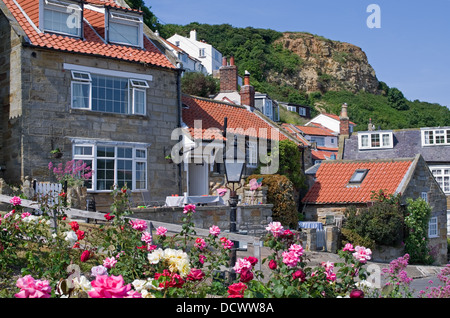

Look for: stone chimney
[240,70,255,108]
[368,118,375,131]
[219,56,238,92]
[339,103,350,136]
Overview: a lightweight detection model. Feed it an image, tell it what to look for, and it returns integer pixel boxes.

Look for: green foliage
[404,198,434,265]
[181,72,219,97]
[124,0,161,31]
[158,23,449,130]
[276,139,306,189]
[343,191,404,247]
[340,227,375,250]
[247,174,298,227]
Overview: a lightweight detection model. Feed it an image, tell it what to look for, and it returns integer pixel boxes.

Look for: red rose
[227,282,247,298]
[268,259,277,270]
[80,250,90,262]
[350,289,364,298]
[70,221,79,232]
[239,269,254,283]
[76,230,85,240]
[292,270,306,282]
[104,213,115,221]
[245,256,258,267]
[187,268,205,281]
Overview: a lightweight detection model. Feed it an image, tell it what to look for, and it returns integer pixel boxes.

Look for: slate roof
[302,157,416,204]
[181,95,288,141]
[342,128,450,164]
[2,0,175,69]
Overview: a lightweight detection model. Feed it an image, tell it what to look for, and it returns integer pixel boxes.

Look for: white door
[188,161,209,196]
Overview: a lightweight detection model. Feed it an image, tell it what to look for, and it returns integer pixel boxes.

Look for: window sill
[70,108,149,120]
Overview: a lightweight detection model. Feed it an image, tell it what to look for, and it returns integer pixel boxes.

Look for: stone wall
[131,204,273,236]
[1,34,183,207]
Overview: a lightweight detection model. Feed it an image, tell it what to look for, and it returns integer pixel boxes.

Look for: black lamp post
[223,117,245,282]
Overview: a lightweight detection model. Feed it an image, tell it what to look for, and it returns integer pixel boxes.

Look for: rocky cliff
[269,32,380,95]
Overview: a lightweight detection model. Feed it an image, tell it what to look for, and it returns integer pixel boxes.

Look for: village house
[278,101,311,119]
[0,0,183,211]
[341,125,450,233]
[305,104,356,135]
[302,154,448,264]
[167,29,222,76]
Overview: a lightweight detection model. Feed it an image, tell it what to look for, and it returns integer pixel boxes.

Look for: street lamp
[223,117,245,282]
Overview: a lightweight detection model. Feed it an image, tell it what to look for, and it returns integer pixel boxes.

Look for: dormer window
[422,128,450,146]
[40,0,83,37]
[107,10,143,47]
[358,131,393,150]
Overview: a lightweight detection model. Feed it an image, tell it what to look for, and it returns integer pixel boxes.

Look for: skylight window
[349,169,369,184]
[107,10,143,47]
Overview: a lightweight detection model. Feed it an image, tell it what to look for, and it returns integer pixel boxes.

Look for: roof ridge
[319,157,416,164]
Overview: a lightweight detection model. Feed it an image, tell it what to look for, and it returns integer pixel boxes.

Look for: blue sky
[146,0,450,109]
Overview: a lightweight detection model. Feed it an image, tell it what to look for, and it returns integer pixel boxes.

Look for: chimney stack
[339,103,350,136]
[190,30,197,41]
[240,70,255,108]
[219,56,238,92]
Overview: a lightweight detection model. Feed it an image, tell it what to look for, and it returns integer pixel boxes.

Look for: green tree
[124,0,161,31]
[387,87,409,111]
[181,72,219,97]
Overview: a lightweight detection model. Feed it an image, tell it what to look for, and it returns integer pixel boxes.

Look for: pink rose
[141,232,152,244]
[21,212,31,219]
[88,275,131,298]
[233,258,252,274]
[265,221,284,237]
[183,204,196,214]
[156,226,167,236]
[244,256,258,267]
[343,243,355,252]
[103,257,117,269]
[129,219,147,231]
[209,225,221,236]
[282,250,299,268]
[9,196,21,206]
[15,275,51,298]
[194,237,206,250]
[352,246,372,263]
[289,244,304,257]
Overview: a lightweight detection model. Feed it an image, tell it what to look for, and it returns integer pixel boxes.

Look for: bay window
[73,143,147,191]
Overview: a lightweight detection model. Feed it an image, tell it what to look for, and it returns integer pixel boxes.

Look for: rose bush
[0,188,432,298]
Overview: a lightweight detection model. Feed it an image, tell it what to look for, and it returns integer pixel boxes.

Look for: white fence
[34,182,63,206]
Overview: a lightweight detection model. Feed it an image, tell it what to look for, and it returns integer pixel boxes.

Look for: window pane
[74,146,92,156]
[382,134,390,146]
[135,162,146,189]
[117,159,133,189]
[97,146,115,158]
[109,22,139,46]
[97,159,115,190]
[72,82,90,109]
[92,75,128,114]
[44,7,80,36]
[361,135,368,147]
[424,131,434,144]
[136,149,146,158]
[117,147,133,158]
[371,134,380,147]
[134,89,145,115]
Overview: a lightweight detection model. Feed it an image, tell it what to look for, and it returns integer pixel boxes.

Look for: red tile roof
[182,95,288,141]
[302,158,414,204]
[4,0,175,69]
[280,124,309,146]
[311,148,338,160]
[294,124,336,137]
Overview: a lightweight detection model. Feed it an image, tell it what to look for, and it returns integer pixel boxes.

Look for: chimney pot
[222,57,227,66]
[230,56,235,66]
[244,70,250,86]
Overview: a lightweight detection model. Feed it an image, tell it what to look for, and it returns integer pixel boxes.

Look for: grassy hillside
[158,23,449,130]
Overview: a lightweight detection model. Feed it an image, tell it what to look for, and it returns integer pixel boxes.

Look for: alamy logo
[366,4,381,29]
[66,4,82,30]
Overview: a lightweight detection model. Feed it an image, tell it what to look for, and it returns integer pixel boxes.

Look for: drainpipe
[176,65,183,195]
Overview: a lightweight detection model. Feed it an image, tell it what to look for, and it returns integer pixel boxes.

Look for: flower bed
[0,188,447,298]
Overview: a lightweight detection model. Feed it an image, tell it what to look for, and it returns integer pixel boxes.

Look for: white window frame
[199,48,206,58]
[287,106,296,112]
[67,65,149,115]
[40,0,82,37]
[358,132,393,150]
[428,217,438,238]
[430,166,450,194]
[422,128,450,146]
[107,10,143,48]
[73,143,147,192]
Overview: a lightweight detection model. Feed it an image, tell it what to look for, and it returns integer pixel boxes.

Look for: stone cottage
[0,0,182,210]
[302,154,448,264]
